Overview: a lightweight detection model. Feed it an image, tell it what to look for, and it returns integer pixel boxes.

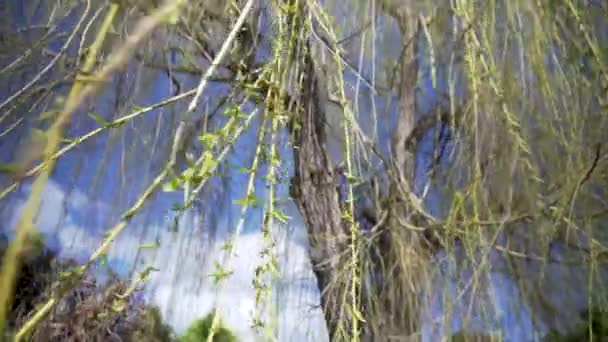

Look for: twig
[577,143,602,189]
[309,17,377,96]
[0,75,197,201]
[0,7,87,114]
[0,26,57,76]
[187,0,257,112]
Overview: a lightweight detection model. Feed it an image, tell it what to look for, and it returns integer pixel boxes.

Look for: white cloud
[145,223,328,341]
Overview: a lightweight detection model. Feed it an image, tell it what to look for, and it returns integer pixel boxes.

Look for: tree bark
[391,6,419,184]
[290,43,350,340]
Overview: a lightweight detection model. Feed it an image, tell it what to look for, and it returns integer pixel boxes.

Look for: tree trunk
[289,2,427,340]
[379,5,433,339]
[290,43,350,340]
[392,7,419,185]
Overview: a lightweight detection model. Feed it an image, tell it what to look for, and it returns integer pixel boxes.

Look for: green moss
[178,313,237,342]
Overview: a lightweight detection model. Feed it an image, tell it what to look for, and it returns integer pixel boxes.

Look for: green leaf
[100,254,108,268]
[223,105,240,117]
[172,203,187,212]
[0,163,19,175]
[220,120,237,139]
[251,317,265,329]
[88,112,107,125]
[209,261,233,285]
[342,211,354,222]
[111,299,127,312]
[138,266,160,281]
[57,265,85,279]
[58,270,74,278]
[270,210,289,224]
[183,167,195,181]
[198,133,218,148]
[243,83,259,92]
[221,240,234,251]
[345,173,362,184]
[233,194,259,207]
[269,258,280,277]
[262,174,276,183]
[198,150,218,177]
[268,111,287,121]
[137,241,160,249]
[279,3,297,14]
[239,167,253,174]
[353,307,366,323]
[270,157,281,167]
[162,178,182,192]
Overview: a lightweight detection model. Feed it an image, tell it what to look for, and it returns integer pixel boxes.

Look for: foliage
[1,241,174,341]
[544,308,608,341]
[129,306,174,342]
[178,313,237,342]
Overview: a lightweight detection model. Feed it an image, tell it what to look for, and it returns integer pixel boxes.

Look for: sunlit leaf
[88,112,107,125]
[162,178,182,192]
[198,150,218,177]
[233,194,259,207]
[111,299,127,312]
[198,133,218,148]
[137,241,159,249]
[270,209,289,224]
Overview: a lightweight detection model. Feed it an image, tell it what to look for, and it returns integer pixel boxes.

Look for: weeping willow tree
[0,0,607,341]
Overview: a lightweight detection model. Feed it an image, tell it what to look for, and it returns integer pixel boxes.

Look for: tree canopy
[0,0,607,340]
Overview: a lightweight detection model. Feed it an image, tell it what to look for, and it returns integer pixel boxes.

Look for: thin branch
[0,89,197,201]
[309,17,377,96]
[0,26,57,76]
[0,4,90,114]
[187,0,256,112]
[336,21,372,46]
[404,104,466,151]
